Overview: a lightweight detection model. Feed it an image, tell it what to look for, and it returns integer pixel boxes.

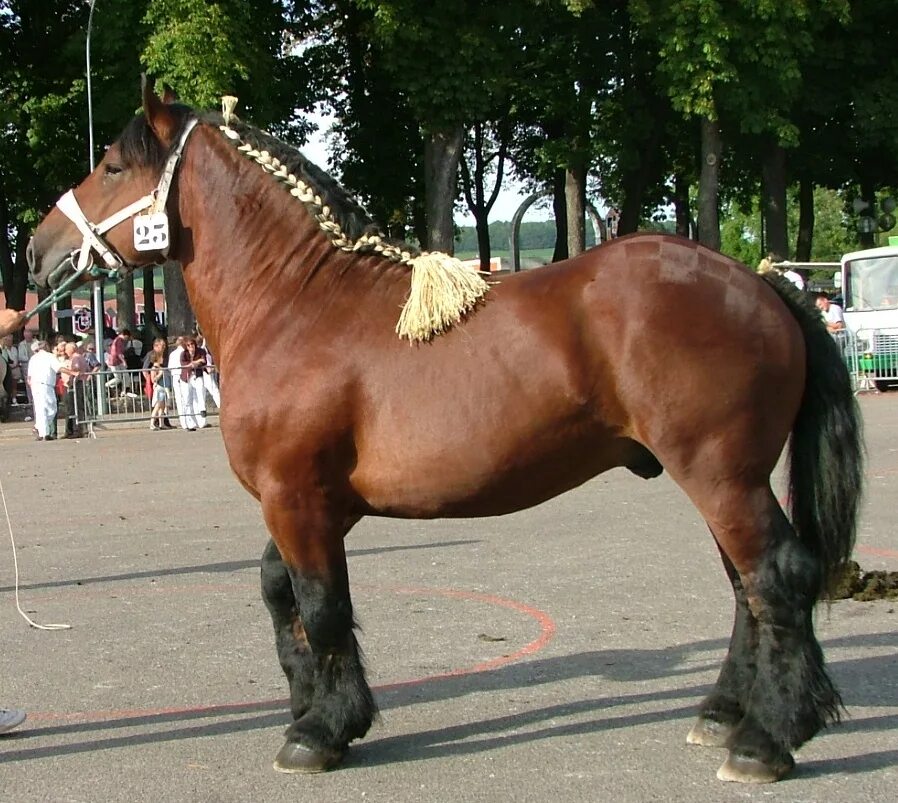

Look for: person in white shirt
[815,293,845,333]
[26,340,61,440]
[167,336,187,429]
[781,267,805,290]
[196,334,221,410]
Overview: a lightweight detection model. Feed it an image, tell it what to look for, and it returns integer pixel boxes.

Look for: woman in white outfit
[26,340,60,440]
[178,337,208,431]
[167,336,186,428]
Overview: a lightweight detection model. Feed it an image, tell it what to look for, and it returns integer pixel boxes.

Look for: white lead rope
[0,475,71,630]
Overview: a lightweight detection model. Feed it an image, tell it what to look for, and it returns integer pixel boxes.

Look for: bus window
[845,255,898,310]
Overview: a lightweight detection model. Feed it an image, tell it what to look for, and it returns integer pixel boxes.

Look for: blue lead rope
[24,264,120,321]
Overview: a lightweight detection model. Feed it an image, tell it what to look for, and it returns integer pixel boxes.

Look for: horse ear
[141,73,178,147]
[161,85,178,104]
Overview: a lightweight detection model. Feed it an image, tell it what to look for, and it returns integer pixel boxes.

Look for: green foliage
[455,219,596,252]
[718,187,855,266]
[352,1,526,130]
[142,0,302,125]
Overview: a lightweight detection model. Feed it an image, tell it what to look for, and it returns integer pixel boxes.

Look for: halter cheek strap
[54,117,200,279]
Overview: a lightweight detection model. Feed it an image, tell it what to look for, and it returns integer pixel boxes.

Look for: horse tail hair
[763,274,864,598]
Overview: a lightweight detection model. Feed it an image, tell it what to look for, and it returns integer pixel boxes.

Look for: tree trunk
[37,287,52,338]
[762,141,788,259]
[116,272,136,331]
[673,173,691,238]
[552,169,568,263]
[142,267,158,345]
[795,178,815,262]
[423,126,464,253]
[0,203,30,313]
[565,164,586,258]
[163,261,194,336]
[698,116,722,250]
[474,213,491,271]
[56,294,73,337]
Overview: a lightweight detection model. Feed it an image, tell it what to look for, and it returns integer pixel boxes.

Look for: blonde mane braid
[216,121,490,342]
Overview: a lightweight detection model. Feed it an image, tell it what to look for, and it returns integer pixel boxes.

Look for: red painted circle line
[25,584,556,724]
[857,544,898,560]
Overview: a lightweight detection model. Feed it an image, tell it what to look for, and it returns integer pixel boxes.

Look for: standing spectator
[196,334,221,411]
[147,353,170,430]
[781,266,805,291]
[81,339,102,372]
[26,340,61,441]
[107,327,131,395]
[167,336,187,428]
[59,342,87,438]
[1,334,19,414]
[815,293,846,333]
[142,337,174,429]
[80,338,102,419]
[179,337,208,431]
[16,328,35,409]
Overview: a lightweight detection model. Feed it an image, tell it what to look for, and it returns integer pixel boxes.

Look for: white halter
[53,117,199,280]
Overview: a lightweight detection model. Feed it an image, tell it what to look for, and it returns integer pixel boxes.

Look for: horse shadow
[3,630,895,777]
[0,539,480,594]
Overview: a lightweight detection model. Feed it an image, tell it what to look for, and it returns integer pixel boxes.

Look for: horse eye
[104,164,123,176]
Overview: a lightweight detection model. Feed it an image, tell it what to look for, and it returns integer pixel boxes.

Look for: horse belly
[350,411,629,519]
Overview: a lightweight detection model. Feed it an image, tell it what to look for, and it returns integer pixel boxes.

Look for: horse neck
[171,126,405,362]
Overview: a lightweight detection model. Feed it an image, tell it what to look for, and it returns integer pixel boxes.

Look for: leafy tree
[352,0,527,252]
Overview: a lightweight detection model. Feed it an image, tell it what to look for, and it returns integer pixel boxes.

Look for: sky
[299,114,553,226]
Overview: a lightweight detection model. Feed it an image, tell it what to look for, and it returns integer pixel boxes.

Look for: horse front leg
[259,496,375,773]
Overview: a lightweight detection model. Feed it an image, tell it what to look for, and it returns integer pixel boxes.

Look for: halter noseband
[53,117,200,283]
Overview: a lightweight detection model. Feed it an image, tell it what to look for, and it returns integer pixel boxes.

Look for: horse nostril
[26,238,36,273]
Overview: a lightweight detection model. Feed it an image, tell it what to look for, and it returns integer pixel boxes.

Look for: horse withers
[25,78,863,783]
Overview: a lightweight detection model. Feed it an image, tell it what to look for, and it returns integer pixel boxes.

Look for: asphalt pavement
[1,394,896,803]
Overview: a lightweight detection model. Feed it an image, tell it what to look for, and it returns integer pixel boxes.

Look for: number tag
[133,213,170,252]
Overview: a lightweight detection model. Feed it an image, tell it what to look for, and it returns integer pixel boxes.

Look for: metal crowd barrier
[72,366,220,431]
[833,328,898,393]
[61,329,894,434]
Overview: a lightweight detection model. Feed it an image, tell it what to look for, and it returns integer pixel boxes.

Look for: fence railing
[834,327,898,392]
[37,327,898,436]
[72,366,220,431]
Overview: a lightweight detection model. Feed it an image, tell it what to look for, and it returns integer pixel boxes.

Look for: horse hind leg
[702,487,841,783]
[686,542,757,749]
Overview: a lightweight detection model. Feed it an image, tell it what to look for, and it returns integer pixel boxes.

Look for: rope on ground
[0,474,71,630]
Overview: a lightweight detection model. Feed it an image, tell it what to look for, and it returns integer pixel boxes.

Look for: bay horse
[26,79,863,783]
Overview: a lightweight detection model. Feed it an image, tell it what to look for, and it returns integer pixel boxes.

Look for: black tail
[763,275,864,597]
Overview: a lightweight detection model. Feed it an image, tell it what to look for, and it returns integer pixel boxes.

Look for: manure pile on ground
[830,561,898,602]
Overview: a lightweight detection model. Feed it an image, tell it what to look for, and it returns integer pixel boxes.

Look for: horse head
[27,76,191,290]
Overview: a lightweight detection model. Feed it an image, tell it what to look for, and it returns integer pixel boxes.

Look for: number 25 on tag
[133,213,170,251]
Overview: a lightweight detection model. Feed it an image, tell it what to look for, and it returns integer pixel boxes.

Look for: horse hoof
[686,717,734,748]
[272,741,345,774]
[716,750,795,783]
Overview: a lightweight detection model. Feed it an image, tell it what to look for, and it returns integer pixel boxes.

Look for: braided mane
[120,104,489,341]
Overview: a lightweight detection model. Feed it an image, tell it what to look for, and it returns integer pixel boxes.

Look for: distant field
[455,248,555,268]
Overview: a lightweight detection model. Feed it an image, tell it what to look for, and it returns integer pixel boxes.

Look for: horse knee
[293,576,355,654]
[261,540,294,613]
